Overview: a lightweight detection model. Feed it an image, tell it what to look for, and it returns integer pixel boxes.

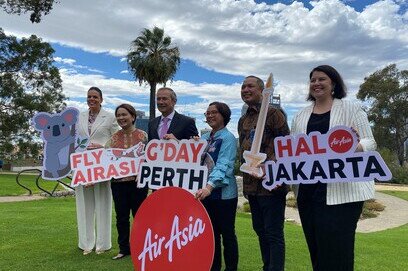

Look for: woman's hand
[195,185,213,201]
[351,127,363,152]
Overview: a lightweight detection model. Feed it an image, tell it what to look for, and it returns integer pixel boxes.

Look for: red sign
[327,128,354,153]
[130,187,214,271]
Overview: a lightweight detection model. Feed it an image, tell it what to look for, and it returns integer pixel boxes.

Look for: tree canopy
[1,0,57,23]
[0,28,66,160]
[357,64,408,166]
[127,26,180,120]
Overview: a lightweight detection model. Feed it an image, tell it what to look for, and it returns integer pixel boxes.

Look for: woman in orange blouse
[106,104,148,260]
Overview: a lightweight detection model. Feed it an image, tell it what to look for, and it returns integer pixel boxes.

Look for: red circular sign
[130,187,214,271]
[327,128,354,153]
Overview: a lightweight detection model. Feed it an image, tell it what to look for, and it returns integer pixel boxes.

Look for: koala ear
[62,108,78,125]
[33,113,50,130]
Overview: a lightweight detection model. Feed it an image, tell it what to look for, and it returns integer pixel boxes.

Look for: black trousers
[203,197,239,271]
[248,190,287,271]
[111,181,148,255]
[297,199,364,271]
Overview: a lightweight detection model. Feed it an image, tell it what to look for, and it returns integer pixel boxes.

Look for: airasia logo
[328,128,354,153]
[130,187,214,271]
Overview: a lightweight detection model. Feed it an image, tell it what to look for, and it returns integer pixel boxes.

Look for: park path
[0,195,44,202]
[280,191,408,233]
[236,183,408,233]
[1,182,408,232]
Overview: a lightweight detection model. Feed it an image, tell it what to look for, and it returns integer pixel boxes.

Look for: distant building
[200,128,211,137]
[135,110,149,133]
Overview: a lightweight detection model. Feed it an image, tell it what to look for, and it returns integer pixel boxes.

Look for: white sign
[263,126,392,190]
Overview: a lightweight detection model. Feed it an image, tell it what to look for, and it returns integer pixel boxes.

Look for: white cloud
[58,68,246,134]
[2,0,408,133]
[54,57,76,65]
[54,57,104,74]
[2,1,406,77]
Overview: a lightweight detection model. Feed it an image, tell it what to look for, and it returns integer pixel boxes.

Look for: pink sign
[69,143,145,187]
[263,126,392,190]
[130,187,214,271]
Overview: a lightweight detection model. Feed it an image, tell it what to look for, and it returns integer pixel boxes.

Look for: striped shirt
[291,98,376,205]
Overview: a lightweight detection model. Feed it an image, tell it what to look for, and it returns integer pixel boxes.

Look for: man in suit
[148,87,198,141]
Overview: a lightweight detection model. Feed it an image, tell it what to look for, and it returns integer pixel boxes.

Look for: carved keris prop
[240,73,274,178]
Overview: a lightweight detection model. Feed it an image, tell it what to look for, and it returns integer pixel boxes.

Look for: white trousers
[75,181,112,251]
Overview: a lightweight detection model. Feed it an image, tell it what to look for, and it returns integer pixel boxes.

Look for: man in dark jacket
[148,87,198,141]
[238,76,290,271]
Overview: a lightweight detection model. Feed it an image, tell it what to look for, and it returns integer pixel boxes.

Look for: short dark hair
[157,87,177,102]
[307,65,347,101]
[245,75,264,90]
[88,86,103,99]
[115,104,137,124]
[209,101,231,126]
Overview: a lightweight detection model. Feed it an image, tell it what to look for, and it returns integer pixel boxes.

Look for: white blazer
[78,108,119,146]
[291,98,376,205]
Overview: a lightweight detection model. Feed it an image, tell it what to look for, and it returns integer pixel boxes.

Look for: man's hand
[248,164,265,179]
[162,133,178,141]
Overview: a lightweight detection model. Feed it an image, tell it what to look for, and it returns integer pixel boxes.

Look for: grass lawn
[379,190,408,201]
[0,172,71,196]
[0,197,407,271]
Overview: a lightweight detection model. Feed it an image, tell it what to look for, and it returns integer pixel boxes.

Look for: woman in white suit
[76,87,119,255]
[291,65,376,271]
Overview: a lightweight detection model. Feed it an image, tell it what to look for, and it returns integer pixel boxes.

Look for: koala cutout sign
[33,108,84,180]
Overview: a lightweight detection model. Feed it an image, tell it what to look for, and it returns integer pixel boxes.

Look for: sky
[1,0,407,136]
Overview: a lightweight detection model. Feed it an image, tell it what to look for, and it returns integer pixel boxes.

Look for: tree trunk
[397,147,404,166]
[149,82,157,120]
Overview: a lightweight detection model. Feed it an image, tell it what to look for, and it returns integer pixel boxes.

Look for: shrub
[377,148,408,184]
[286,195,297,208]
[242,201,250,213]
[283,194,385,220]
[361,199,385,219]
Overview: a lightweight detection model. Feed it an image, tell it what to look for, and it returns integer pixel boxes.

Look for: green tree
[1,0,57,23]
[0,28,66,159]
[127,27,180,120]
[357,64,408,166]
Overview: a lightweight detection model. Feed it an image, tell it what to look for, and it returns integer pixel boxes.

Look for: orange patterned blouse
[106,128,147,182]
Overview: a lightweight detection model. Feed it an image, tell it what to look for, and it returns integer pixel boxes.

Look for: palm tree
[127,27,180,120]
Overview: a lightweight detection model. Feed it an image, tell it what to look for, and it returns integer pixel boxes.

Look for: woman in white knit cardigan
[291,65,375,271]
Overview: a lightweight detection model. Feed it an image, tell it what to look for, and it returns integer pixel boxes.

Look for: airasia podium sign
[130,187,214,271]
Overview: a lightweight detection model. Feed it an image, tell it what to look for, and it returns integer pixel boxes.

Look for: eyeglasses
[204,111,219,117]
